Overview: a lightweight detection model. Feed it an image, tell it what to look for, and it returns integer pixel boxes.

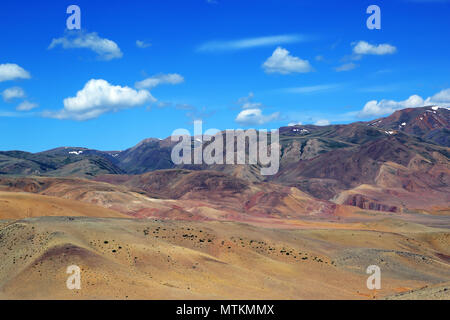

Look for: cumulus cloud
[135,73,184,90]
[335,62,357,72]
[357,88,450,118]
[263,47,313,74]
[136,40,151,48]
[235,108,280,126]
[49,31,123,61]
[234,93,279,125]
[352,41,397,55]
[2,87,26,101]
[288,121,302,126]
[45,79,154,120]
[198,34,307,52]
[358,95,424,118]
[16,100,38,111]
[0,63,31,82]
[426,88,450,106]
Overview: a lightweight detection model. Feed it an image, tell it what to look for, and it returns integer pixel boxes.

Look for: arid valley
[0,106,449,300]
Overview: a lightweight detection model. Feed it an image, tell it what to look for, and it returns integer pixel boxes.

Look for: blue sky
[1,0,449,152]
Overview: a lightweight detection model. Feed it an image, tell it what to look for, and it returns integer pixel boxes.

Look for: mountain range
[0,106,449,300]
[1,106,448,217]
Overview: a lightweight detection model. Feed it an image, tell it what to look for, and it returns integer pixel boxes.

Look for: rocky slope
[367,106,450,146]
[0,107,449,216]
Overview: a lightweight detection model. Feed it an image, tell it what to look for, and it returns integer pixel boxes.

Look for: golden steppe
[0,189,449,300]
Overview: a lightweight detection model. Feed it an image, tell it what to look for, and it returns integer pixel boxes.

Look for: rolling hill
[0,106,449,300]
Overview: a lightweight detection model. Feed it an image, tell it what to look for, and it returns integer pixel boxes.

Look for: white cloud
[242,102,262,109]
[2,87,26,101]
[235,93,279,125]
[136,40,151,48]
[198,34,307,52]
[335,62,357,72]
[235,92,264,109]
[135,73,184,89]
[288,121,302,126]
[236,93,262,109]
[358,95,424,118]
[157,101,172,108]
[16,100,38,111]
[425,88,450,106]
[237,92,254,104]
[314,119,330,126]
[49,31,123,61]
[263,47,313,74]
[352,41,397,55]
[235,108,279,125]
[0,111,22,118]
[357,88,450,118]
[0,63,31,82]
[45,79,155,120]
